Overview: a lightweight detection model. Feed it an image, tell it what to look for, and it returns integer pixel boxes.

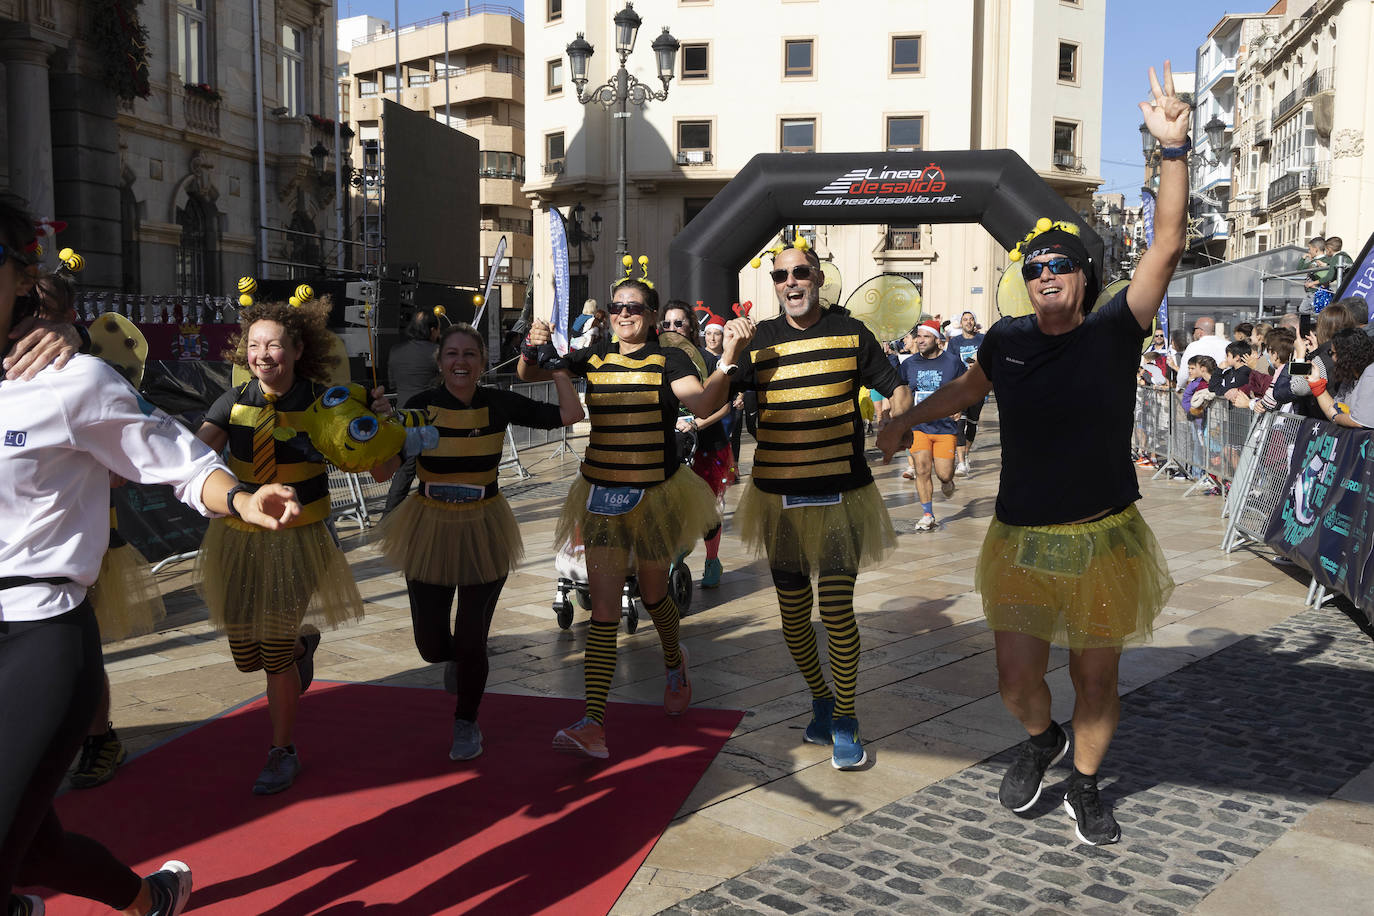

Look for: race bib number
[782,493,842,509]
[426,483,486,503]
[587,485,645,516]
[1013,532,1090,578]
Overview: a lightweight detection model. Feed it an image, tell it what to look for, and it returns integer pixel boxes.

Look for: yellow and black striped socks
[644,594,683,670]
[773,570,832,701]
[583,619,619,724]
[818,571,860,718]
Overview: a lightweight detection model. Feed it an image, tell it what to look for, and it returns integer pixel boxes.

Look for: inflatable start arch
[668,150,1104,312]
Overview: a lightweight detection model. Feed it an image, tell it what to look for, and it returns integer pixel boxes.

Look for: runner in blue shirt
[897,320,966,529]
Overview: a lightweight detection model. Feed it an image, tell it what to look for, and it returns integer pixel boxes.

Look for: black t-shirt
[564,336,698,487]
[694,349,729,451]
[978,288,1149,525]
[736,306,902,495]
[400,385,563,497]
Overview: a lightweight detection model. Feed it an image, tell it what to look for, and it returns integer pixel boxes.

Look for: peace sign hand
[1139,61,1191,149]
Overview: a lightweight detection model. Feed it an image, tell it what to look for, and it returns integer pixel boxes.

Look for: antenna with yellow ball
[237,276,258,308]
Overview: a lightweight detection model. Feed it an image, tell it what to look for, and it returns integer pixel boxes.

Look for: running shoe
[449,718,483,761]
[803,696,834,745]
[701,557,722,589]
[664,646,692,716]
[70,725,126,789]
[7,896,43,916]
[252,746,300,796]
[1063,773,1121,845]
[941,478,956,498]
[443,660,458,695]
[915,513,938,531]
[901,467,916,480]
[296,625,321,694]
[955,460,970,477]
[998,723,1068,812]
[144,860,192,916]
[553,717,609,759]
[831,716,867,770]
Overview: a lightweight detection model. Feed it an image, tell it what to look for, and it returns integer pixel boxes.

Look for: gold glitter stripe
[225,455,325,485]
[755,442,853,464]
[428,432,504,458]
[585,447,664,465]
[584,466,665,484]
[587,390,659,406]
[759,401,853,424]
[589,353,667,370]
[756,420,853,444]
[417,468,499,485]
[757,356,858,384]
[751,335,860,363]
[752,460,852,479]
[590,411,659,428]
[587,370,662,387]
[761,380,854,404]
[428,405,491,429]
[591,430,664,447]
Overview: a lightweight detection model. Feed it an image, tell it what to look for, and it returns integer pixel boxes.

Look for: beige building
[1227,0,1374,262]
[345,9,530,316]
[2,0,346,295]
[524,0,1105,327]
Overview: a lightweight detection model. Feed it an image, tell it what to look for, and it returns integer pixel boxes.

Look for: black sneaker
[7,895,44,916]
[70,725,127,789]
[145,860,192,916]
[998,723,1068,813]
[1064,774,1121,845]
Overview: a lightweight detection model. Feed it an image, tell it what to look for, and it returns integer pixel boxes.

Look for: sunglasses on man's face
[770,265,814,284]
[608,301,648,316]
[660,318,688,329]
[1021,257,1080,282]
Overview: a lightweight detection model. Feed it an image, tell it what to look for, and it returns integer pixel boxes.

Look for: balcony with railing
[675,149,713,166]
[1052,151,1085,173]
[885,228,922,251]
[1199,53,1237,93]
[1267,160,1330,205]
[1273,68,1333,124]
[543,159,565,176]
[184,94,221,137]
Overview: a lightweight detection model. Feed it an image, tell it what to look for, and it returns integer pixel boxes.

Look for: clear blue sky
[341,1,1243,206]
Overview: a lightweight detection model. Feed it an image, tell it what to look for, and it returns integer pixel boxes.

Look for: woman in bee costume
[375,320,582,761]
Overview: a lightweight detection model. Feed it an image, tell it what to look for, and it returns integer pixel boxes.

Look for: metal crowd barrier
[1134,385,1266,505]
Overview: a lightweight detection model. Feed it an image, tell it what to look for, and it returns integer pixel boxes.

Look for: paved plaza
[104,405,1374,914]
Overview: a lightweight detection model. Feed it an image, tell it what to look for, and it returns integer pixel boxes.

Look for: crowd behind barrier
[1133,385,1257,499]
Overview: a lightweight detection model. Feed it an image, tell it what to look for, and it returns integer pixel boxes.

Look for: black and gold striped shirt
[738,308,901,495]
[398,385,564,498]
[204,378,331,526]
[566,338,697,487]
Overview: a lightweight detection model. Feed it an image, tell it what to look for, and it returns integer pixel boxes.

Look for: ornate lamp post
[567,202,602,302]
[566,2,679,264]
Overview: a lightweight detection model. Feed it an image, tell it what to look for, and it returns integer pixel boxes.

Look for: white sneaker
[915,513,937,531]
[941,478,956,498]
[955,460,970,477]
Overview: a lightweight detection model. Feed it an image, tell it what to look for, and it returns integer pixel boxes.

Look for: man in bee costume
[732,241,914,771]
[878,63,1187,845]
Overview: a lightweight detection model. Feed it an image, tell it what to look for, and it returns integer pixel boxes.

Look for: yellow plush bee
[293,384,409,473]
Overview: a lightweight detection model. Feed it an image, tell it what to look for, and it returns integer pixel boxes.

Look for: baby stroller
[551,425,697,632]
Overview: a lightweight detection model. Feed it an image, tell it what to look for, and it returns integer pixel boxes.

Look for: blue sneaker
[701,557,722,588]
[803,697,834,745]
[831,716,867,770]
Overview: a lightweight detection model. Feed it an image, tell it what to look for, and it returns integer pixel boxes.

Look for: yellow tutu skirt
[975,504,1174,650]
[734,480,896,573]
[553,467,721,574]
[377,493,523,585]
[198,518,364,642]
[90,543,166,643]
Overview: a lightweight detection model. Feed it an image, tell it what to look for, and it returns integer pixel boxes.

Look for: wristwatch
[224,482,251,519]
[717,361,739,377]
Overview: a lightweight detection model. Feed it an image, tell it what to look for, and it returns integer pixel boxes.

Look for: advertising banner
[549,209,571,353]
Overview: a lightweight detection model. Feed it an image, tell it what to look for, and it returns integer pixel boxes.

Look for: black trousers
[0,602,141,907]
[406,578,507,722]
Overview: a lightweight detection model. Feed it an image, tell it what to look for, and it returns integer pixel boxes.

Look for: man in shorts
[877,62,1188,845]
[898,320,965,530]
[950,311,986,476]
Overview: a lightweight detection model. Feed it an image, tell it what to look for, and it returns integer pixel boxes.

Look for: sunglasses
[770,265,815,283]
[660,318,688,329]
[608,301,648,316]
[1020,257,1080,281]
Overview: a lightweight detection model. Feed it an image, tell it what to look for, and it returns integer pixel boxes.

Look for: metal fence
[1134,385,1262,500]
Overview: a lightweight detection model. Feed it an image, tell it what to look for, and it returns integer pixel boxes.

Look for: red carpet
[36,683,743,915]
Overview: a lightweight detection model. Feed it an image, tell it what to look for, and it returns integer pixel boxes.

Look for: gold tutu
[377,493,523,585]
[90,543,166,643]
[197,518,364,642]
[975,504,1174,650]
[553,467,721,572]
[734,481,896,573]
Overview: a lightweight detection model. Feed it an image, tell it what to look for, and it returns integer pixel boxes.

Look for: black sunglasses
[608,301,648,316]
[770,265,815,283]
[660,318,688,329]
[1021,257,1080,282]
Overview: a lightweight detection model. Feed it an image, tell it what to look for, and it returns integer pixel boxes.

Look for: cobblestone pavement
[660,606,1374,915]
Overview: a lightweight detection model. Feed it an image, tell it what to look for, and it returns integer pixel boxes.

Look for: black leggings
[406,577,507,722]
[957,398,985,448]
[0,602,141,907]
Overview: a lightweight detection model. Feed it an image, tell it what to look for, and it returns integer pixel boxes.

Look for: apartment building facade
[523,0,1105,326]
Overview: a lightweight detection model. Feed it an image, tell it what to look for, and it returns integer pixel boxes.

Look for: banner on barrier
[1262,418,1374,621]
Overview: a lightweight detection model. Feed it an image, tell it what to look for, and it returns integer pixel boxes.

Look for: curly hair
[1329,327,1374,389]
[224,298,340,384]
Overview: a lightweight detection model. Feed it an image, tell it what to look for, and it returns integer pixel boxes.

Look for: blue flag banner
[1331,228,1374,322]
[1141,189,1167,337]
[550,209,571,353]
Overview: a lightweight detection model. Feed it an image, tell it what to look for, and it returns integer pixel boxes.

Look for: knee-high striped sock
[644,594,682,669]
[583,619,619,724]
[818,571,860,718]
[774,572,831,700]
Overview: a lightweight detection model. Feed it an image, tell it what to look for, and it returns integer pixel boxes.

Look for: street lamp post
[566,2,680,265]
[567,202,603,303]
